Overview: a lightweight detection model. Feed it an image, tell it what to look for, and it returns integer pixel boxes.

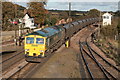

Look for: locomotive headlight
[40,50,44,52]
[25,49,29,51]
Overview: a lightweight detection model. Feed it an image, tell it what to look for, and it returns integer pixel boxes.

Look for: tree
[2,2,25,31]
[87,9,100,17]
[115,10,120,17]
[27,2,48,25]
[59,11,68,20]
[117,19,120,34]
[16,4,25,18]
[115,11,120,34]
[2,2,15,30]
[117,24,120,34]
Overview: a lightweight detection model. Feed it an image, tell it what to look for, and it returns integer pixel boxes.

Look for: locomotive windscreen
[26,37,34,44]
[36,38,44,44]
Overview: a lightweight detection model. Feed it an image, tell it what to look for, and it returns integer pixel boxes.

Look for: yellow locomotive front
[25,35,46,58]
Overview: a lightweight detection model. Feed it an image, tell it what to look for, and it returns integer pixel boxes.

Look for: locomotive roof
[26,25,63,37]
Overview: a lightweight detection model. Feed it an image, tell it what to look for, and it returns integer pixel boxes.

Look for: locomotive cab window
[36,38,44,44]
[26,37,34,44]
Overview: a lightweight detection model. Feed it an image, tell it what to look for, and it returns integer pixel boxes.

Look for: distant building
[23,13,36,29]
[102,12,112,26]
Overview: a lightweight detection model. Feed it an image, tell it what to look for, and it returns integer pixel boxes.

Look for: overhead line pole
[65,2,71,48]
[69,2,71,19]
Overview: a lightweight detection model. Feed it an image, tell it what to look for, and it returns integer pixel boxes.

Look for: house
[23,13,36,29]
[102,12,112,26]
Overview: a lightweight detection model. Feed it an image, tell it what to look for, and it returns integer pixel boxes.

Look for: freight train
[24,18,99,62]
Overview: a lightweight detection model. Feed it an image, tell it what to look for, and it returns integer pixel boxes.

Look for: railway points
[78,28,119,79]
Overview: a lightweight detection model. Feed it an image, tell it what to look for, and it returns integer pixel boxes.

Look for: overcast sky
[45,2,118,12]
[5,0,120,12]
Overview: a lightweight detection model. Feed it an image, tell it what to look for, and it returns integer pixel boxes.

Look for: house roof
[102,12,112,17]
[23,13,34,19]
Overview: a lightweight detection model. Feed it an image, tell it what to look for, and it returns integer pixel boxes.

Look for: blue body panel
[26,26,62,37]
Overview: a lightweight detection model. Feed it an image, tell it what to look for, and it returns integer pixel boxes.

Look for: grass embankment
[94,17,120,65]
[94,37,120,65]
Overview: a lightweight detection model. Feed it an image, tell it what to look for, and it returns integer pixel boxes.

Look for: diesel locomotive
[24,18,99,62]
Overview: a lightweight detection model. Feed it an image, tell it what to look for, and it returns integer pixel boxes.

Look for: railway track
[22,47,62,78]
[2,45,62,79]
[92,40,120,65]
[2,50,25,71]
[2,50,27,79]
[2,40,14,45]
[2,60,29,79]
[2,50,24,63]
[79,35,120,79]
[80,42,109,79]
[93,40,117,54]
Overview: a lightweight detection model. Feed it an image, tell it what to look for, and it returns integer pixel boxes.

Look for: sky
[45,2,119,12]
[5,0,120,12]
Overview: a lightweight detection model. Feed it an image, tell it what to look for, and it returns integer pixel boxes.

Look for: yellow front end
[24,35,47,58]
